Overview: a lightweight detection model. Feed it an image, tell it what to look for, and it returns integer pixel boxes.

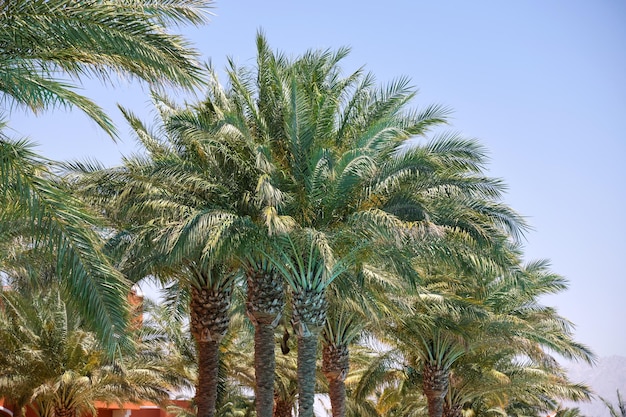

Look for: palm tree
[243,257,286,417]
[268,233,346,417]
[161,82,289,417]
[67,95,263,417]
[352,244,594,417]
[141,292,257,417]
[0,0,213,352]
[0,288,181,417]
[321,308,364,417]
[320,256,413,417]
[74,70,286,417]
[212,32,530,417]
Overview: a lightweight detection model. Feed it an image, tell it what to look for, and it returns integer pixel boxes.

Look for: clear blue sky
[7,1,625,358]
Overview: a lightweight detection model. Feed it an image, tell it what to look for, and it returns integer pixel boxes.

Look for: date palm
[157,84,289,417]
[68,96,263,417]
[141,292,258,417]
[321,308,364,417]
[220,32,527,417]
[354,247,593,417]
[320,252,415,417]
[0,0,212,352]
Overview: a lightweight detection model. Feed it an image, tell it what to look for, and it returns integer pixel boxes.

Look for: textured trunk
[297,333,319,417]
[273,397,294,417]
[254,322,277,417]
[246,267,285,417]
[54,406,75,417]
[328,378,346,417]
[291,287,327,417]
[190,285,231,417]
[423,363,450,417]
[322,343,349,417]
[196,339,220,417]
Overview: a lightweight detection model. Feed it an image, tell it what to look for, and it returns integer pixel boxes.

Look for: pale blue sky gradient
[7,1,626,357]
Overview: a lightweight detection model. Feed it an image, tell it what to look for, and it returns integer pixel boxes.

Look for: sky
[6,1,626,358]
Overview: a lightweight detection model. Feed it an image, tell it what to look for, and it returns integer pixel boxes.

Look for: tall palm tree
[222,32,526,417]
[81,69,287,417]
[160,83,289,417]
[243,256,286,417]
[67,96,262,417]
[141,292,257,417]
[268,233,346,417]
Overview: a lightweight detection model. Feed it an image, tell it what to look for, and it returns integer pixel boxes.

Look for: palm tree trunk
[328,378,346,417]
[246,266,285,417]
[297,333,319,417]
[255,321,277,417]
[322,343,349,417]
[190,285,231,417]
[196,339,220,417]
[292,287,327,417]
[423,363,450,417]
[54,406,76,417]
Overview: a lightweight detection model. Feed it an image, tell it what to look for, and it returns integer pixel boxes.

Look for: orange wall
[0,401,192,417]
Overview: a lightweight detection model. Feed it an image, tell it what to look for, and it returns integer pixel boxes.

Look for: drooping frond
[1,137,130,354]
[0,0,212,136]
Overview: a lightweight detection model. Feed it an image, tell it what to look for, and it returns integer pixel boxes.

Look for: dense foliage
[0,4,598,417]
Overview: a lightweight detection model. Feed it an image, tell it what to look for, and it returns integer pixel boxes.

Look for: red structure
[0,399,192,417]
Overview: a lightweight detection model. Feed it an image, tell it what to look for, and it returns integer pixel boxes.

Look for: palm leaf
[1,138,130,354]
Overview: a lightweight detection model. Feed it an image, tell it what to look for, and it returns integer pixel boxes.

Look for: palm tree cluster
[0,287,191,417]
[0,3,596,417]
[64,33,594,417]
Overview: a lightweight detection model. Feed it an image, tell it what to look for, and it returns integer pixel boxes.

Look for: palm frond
[1,138,130,354]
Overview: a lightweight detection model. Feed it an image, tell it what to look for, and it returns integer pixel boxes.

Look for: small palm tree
[0,288,181,417]
[321,308,363,417]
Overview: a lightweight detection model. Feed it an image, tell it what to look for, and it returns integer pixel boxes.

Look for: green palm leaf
[1,137,130,354]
